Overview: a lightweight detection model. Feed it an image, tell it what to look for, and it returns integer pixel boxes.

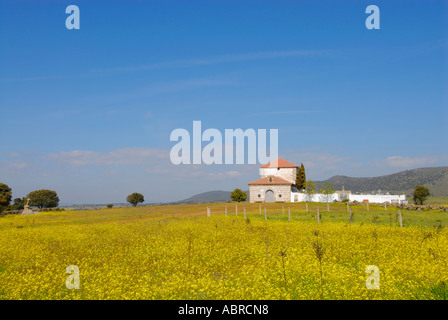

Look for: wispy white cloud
[92,49,327,74]
[286,152,348,170]
[381,155,446,168]
[252,110,320,116]
[207,170,243,180]
[1,49,328,82]
[46,148,169,167]
[44,148,251,181]
[144,111,153,119]
[136,77,243,95]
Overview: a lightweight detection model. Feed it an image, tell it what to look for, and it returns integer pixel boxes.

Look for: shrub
[230,189,247,202]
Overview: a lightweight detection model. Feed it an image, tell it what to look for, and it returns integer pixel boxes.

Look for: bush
[27,190,60,209]
[127,193,145,207]
[107,204,114,209]
[413,185,430,205]
[0,183,12,213]
[12,198,25,210]
[39,208,65,212]
[230,189,247,202]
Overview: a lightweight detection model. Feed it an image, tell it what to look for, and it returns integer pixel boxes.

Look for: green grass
[427,197,448,205]
[3,202,446,230]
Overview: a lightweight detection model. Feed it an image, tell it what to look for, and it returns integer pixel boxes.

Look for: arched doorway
[265,190,275,203]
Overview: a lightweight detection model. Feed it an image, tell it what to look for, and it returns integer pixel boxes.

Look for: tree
[295,163,306,191]
[319,182,335,203]
[304,180,316,202]
[230,189,247,202]
[12,197,26,210]
[127,193,145,207]
[27,189,60,209]
[413,185,430,205]
[0,183,13,212]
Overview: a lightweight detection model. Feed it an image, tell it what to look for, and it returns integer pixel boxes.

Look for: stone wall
[391,203,448,212]
[259,167,297,184]
[249,184,292,203]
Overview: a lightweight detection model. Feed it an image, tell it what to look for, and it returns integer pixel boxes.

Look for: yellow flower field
[0,205,447,300]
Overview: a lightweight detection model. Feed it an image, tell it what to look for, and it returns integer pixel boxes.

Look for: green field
[427,197,448,205]
[5,201,447,228]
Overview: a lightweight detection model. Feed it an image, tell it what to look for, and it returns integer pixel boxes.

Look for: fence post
[265,207,267,220]
[236,205,238,216]
[244,207,246,219]
[398,210,403,227]
[306,202,308,213]
[367,202,369,212]
[288,207,291,222]
[259,203,261,215]
[327,202,330,212]
[282,204,284,215]
[349,208,353,224]
[347,202,349,213]
[207,207,210,217]
[317,207,320,223]
[225,206,227,217]
[384,203,387,211]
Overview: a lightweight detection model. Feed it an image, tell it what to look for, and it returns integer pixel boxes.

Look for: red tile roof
[260,158,298,168]
[248,176,292,185]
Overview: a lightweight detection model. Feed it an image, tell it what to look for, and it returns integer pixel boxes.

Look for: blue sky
[1,0,447,204]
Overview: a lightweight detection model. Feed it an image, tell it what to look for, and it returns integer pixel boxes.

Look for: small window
[279,194,282,198]
[258,194,261,198]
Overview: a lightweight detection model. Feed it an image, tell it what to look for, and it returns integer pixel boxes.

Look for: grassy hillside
[316,166,448,197]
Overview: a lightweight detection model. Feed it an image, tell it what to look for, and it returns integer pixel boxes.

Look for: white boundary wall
[348,194,407,204]
[291,192,407,204]
[291,193,339,203]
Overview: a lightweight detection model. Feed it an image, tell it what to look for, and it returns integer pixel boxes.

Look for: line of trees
[0,183,60,212]
[0,178,433,213]
[1,183,148,212]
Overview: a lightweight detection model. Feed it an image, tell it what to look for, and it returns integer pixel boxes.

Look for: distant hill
[174,190,249,204]
[171,167,448,204]
[315,166,448,197]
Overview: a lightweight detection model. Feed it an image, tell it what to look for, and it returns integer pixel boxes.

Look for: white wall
[348,194,407,204]
[260,167,296,184]
[291,192,339,203]
[290,192,407,204]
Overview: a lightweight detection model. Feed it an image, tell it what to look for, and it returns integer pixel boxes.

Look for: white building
[348,193,407,204]
[248,159,298,203]
[248,158,408,204]
[290,191,407,204]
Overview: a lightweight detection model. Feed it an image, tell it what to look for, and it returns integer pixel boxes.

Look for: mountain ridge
[315,166,448,197]
[175,166,448,203]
